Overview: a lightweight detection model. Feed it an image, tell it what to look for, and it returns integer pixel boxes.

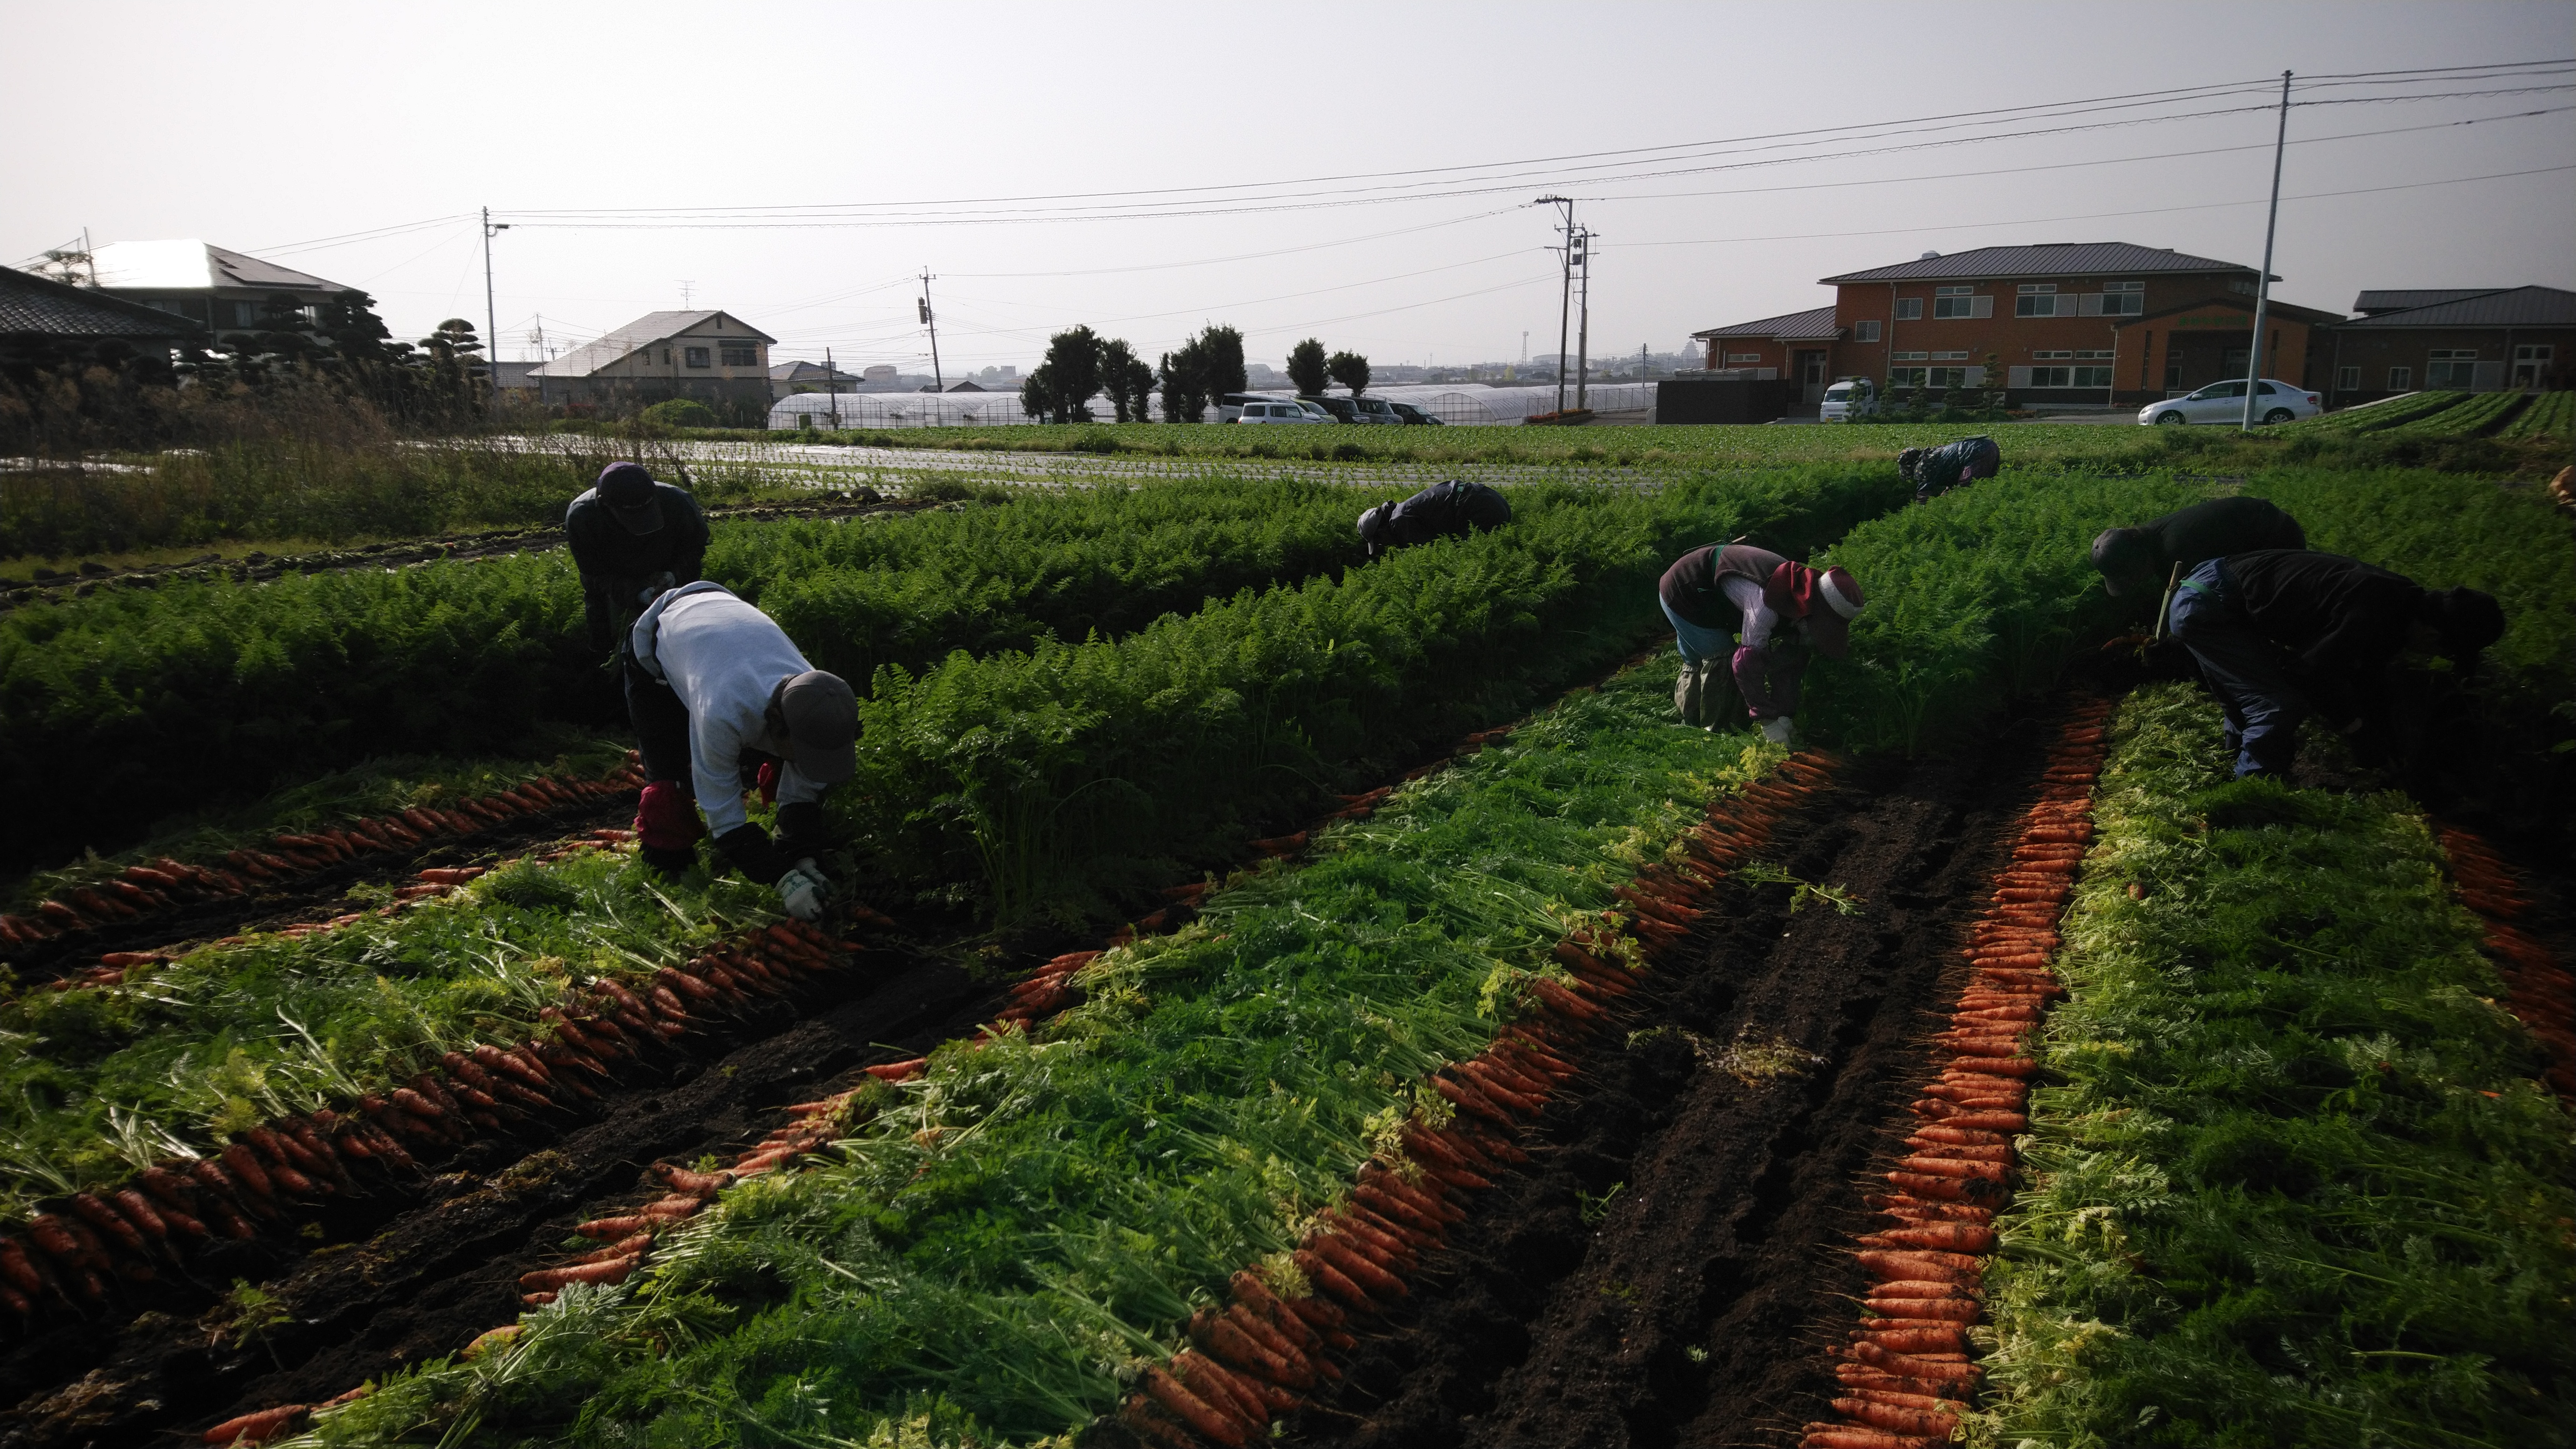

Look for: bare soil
[1277,699,2072,1449]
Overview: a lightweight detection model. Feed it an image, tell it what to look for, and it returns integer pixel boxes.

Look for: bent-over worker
[564,460,711,657]
[1356,479,1512,556]
[1658,542,1866,743]
[628,582,856,920]
[2090,495,2306,600]
[1899,435,2001,505]
[2166,549,2503,779]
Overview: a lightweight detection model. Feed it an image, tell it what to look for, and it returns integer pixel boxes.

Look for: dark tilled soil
[0,934,1013,1449]
[3,796,637,989]
[1280,707,2070,1449]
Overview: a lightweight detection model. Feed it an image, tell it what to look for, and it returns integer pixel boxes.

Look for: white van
[1237,400,1324,425]
[1819,378,1877,422]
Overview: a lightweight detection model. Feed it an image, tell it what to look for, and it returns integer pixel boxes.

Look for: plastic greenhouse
[765,381,1654,430]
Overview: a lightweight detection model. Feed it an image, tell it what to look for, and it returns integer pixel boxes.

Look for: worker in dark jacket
[1659,542,1866,743]
[564,461,711,658]
[1899,436,2001,504]
[2090,495,2306,599]
[1356,479,1511,556]
[627,582,856,919]
[2167,549,2504,778]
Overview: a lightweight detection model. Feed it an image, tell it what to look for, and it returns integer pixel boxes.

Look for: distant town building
[80,239,356,347]
[1691,241,2343,408]
[2322,285,2572,404]
[532,310,775,419]
[769,359,864,400]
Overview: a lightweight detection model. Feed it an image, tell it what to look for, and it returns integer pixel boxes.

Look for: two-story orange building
[1693,242,2343,409]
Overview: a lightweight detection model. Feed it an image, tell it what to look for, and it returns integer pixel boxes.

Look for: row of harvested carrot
[1799,698,2114,1449]
[1,913,861,1357]
[2436,826,2576,1099]
[25,832,636,1004]
[0,761,648,949]
[1119,750,1843,1448]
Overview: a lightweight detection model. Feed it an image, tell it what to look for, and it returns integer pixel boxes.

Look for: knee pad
[636,779,705,852]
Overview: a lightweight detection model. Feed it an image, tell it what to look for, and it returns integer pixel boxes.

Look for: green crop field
[0,432,2567,1449]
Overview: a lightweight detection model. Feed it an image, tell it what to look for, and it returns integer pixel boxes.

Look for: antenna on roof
[679,280,695,308]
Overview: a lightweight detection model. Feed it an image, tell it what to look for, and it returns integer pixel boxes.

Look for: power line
[1608,161,2576,250]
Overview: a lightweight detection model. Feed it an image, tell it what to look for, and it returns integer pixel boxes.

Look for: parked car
[1351,396,1402,425]
[1387,401,1444,426]
[2138,379,2321,426]
[1818,378,1877,422]
[1304,395,1364,424]
[1235,400,1325,424]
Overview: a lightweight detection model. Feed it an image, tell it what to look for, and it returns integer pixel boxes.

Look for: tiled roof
[536,310,776,378]
[1820,242,2259,284]
[2335,285,2576,329]
[0,266,210,339]
[2352,288,2507,315]
[1691,304,1841,341]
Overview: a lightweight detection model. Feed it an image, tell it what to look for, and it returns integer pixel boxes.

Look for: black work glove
[639,843,697,876]
[774,801,831,860]
[713,823,791,885]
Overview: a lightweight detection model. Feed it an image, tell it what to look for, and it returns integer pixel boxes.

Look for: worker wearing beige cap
[626,582,856,920]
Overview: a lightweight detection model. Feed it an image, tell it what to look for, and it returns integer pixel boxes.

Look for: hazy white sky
[8,1,2571,373]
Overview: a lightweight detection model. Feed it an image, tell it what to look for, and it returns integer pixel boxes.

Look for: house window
[2425,349,2479,387]
[1929,367,1973,388]
[2337,366,2359,391]
[1725,352,1763,364]
[719,342,758,367]
[2021,366,2113,388]
[1891,351,1928,362]
[231,301,261,326]
[2165,362,2183,389]
[684,346,711,368]
[2388,366,2413,389]
[1932,350,1967,362]
[2513,344,2555,388]
[2079,281,2146,317]
[2033,350,2074,360]
[1933,285,1989,319]
[1893,297,1923,321]
[2075,349,2114,360]
[1896,366,1976,389]
[2015,283,2071,318]
[1856,320,1882,342]
[2230,278,2257,295]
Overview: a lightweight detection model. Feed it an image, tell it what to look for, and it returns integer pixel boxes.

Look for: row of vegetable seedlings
[1813,685,2572,1449]
[0,473,1381,877]
[238,664,1813,1447]
[185,706,1605,1444]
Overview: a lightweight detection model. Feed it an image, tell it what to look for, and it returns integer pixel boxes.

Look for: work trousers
[623,655,695,785]
[2168,559,2305,778]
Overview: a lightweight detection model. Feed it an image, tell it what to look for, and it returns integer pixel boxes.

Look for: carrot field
[0,445,2568,1449]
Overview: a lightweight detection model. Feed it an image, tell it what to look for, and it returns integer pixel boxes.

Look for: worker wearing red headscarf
[1658,543,1867,743]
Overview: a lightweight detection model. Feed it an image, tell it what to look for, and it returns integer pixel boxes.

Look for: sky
[7,1,2572,375]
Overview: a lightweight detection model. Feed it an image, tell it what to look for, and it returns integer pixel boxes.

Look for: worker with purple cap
[1659,543,1866,743]
[564,460,711,661]
[625,582,857,921]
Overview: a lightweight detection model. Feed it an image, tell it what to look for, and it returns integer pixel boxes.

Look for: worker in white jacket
[626,581,855,920]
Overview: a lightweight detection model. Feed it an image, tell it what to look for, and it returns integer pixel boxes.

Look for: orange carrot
[517,1255,636,1291]
[1798,1427,1935,1449]
[201,1404,309,1446]
[1141,1364,1249,1446]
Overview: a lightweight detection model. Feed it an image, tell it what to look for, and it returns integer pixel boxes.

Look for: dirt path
[1278,703,2070,1449]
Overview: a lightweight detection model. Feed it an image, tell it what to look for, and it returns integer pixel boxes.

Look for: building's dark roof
[769,359,859,382]
[1692,304,1841,341]
[1821,242,2261,285]
[1,266,210,339]
[945,380,987,392]
[2336,285,2576,329]
[86,239,349,295]
[2116,294,2345,329]
[2352,288,2508,316]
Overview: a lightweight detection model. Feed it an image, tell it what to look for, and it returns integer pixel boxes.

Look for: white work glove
[777,858,829,922]
[635,571,677,605]
[1759,716,1796,746]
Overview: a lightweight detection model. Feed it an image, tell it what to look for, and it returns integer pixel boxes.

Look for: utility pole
[826,345,842,431]
[1535,196,1575,414]
[1574,225,1594,410]
[2241,70,2292,432]
[918,270,943,391]
[482,207,508,409]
